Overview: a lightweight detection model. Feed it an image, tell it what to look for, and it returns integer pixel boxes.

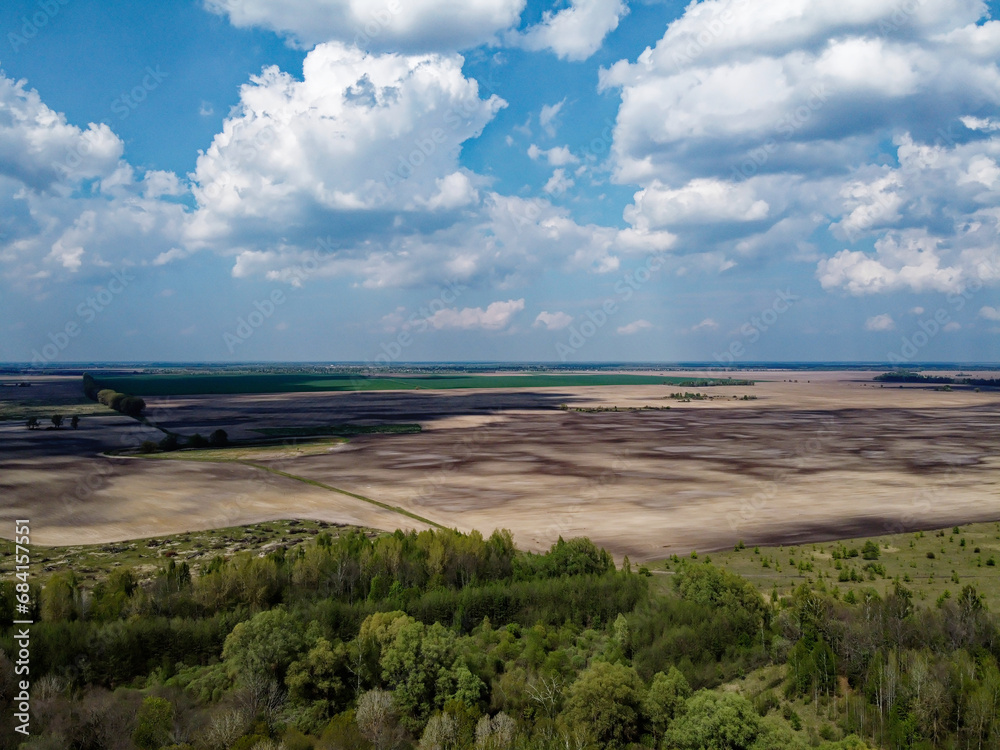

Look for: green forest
[2,527,998,749]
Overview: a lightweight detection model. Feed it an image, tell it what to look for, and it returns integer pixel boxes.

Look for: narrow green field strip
[0,402,119,421]
[240,462,443,529]
[127,438,348,462]
[118,446,443,529]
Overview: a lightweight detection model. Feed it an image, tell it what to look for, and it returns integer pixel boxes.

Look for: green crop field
[90,372,752,396]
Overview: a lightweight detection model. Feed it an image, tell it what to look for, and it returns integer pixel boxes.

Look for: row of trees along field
[25,415,79,430]
[1,527,999,749]
[83,373,146,418]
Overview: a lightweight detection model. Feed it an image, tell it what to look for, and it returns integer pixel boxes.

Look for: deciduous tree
[560,661,644,749]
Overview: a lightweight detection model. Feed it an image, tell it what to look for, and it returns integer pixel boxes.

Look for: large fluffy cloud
[0,73,187,288]
[817,134,1000,294]
[189,43,673,288]
[203,0,526,52]
[600,0,1000,293]
[187,43,503,248]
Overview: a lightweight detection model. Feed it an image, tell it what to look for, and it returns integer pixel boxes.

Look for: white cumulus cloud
[518,0,628,61]
[528,144,578,166]
[425,298,525,330]
[599,0,1000,294]
[0,74,187,288]
[539,99,565,137]
[534,310,573,330]
[865,314,896,331]
[544,168,574,195]
[617,319,653,335]
[626,179,769,229]
[204,0,527,52]
[186,43,665,288]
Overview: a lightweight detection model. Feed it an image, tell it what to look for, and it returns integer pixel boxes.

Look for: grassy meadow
[681,521,1000,610]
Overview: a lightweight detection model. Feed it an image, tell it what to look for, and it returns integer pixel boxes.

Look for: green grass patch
[0,519,372,589]
[90,372,754,397]
[684,521,1000,611]
[0,401,117,422]
[253,423,422,438]
[139,438,348,462]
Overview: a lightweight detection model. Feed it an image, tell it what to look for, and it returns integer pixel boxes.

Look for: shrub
[159,434,180,451]
[133,696,174,750]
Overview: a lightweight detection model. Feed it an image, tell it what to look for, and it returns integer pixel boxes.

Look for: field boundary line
[241,462,444,529]
[110,451,444,529]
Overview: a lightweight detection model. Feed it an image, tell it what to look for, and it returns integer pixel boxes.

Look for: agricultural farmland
[3,368,998,558]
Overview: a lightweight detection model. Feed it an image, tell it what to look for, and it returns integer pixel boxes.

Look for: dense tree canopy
[2,527,996,749]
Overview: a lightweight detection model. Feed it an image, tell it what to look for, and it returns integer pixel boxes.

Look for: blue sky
[1,0,998,364]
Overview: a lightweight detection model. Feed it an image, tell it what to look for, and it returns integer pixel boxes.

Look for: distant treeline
[875,371,1000,387]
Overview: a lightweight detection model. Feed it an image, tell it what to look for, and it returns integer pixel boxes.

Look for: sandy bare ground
[1,371,998,559]
[0,415,431,545]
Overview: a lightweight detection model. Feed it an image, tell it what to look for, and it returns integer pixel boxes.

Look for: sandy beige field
[1,370,998,559]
